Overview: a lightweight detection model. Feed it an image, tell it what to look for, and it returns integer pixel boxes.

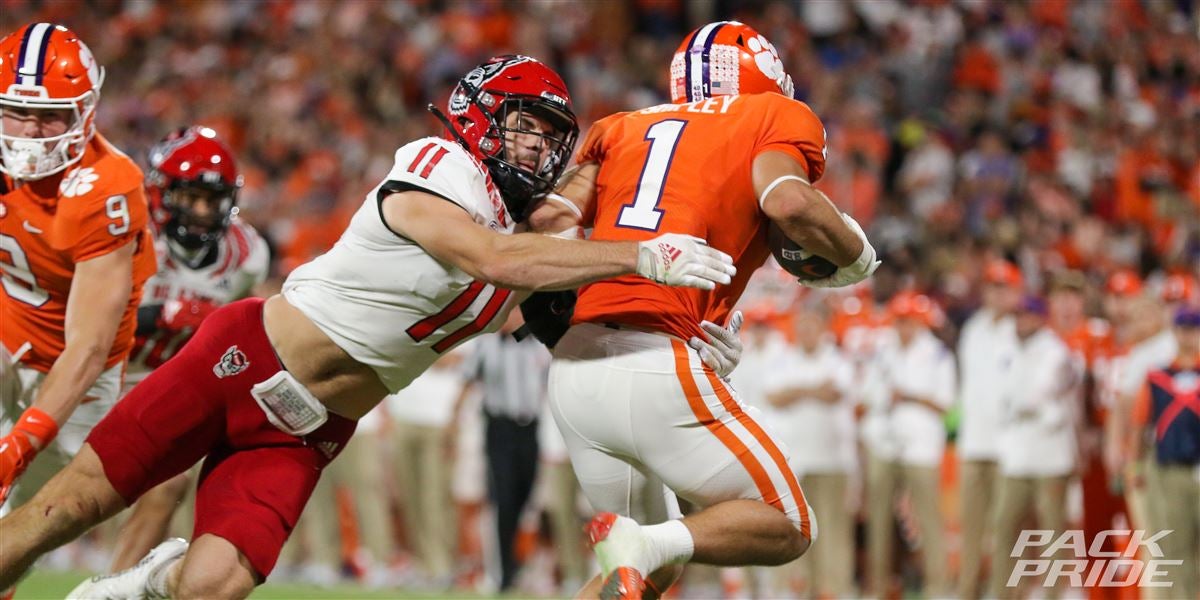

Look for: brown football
[766,223,838,280]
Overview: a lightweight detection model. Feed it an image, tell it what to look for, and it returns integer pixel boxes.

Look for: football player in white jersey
[0,55,737,600]
[107,126,269,572]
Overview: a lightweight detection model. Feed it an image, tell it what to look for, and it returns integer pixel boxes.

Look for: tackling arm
[381,190,734,292]
[525,162,598,237]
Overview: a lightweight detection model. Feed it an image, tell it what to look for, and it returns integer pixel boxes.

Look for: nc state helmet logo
[212,345,250,378]
[449,55,535,115]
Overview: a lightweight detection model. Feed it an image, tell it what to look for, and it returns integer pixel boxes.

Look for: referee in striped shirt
[460,312,551,591]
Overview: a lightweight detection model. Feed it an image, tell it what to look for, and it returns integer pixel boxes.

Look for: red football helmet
[429,54,578,220]
[669,21,794,104]
[146,126,243,265]
[0,23,104,180]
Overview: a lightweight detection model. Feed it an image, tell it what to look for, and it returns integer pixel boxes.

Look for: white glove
[688,310,744,379]
[636,233,736,290]
[801,213,881,289]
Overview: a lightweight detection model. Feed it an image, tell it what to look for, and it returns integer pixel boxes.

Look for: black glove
[515,291,576,349]
[135,304,165,337]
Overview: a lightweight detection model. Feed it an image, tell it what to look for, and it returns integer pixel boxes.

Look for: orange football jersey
[572,92,827,340]
[1,134,157,372]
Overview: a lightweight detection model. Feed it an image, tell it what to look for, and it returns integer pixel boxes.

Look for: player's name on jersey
[639,95,740,116]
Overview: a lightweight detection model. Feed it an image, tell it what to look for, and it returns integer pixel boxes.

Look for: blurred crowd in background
[6,0,1199,597]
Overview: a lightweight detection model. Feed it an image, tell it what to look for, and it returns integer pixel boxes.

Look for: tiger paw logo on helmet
[746,35,789,94]
[59,167,100,198]
[669,21,795,103]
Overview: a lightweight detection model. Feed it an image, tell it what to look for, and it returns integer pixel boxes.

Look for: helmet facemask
[479,95,578,220]
[0,82,100,180]
[155,176,238,267]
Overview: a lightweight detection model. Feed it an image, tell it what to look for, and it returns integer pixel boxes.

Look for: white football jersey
[283,137,521,393]
[124,218,270,387]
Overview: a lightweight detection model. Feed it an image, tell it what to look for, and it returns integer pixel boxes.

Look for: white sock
[641,519,694,571]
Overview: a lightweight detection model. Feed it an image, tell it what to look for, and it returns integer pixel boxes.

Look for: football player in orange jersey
[530,21,880,599]
[0,23,156,509]
[0,55,736,600]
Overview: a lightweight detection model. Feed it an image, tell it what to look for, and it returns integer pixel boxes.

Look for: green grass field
[17,570,491,599]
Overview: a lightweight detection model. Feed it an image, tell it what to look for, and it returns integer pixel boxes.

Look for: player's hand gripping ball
[766,223,838,281]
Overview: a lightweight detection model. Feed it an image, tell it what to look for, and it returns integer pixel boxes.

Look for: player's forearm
[525,196,584,236]
[29,342,110,436]
[478,233,637,292]
[770,186,862,267]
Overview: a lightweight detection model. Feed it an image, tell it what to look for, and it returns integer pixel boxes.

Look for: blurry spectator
[1050,270,1130,584]
[1110,292,1177,557]
[534,405,588,595]
[990,295,1081,600]
[956,259,1022,600]
[388,351,466,587]
[728,307,791,409]
[863,292,954,598]
[457,312,550,592]
[896,123,955,221]
[318,405,397,586]
[958,129,1021,236]
[1102,268,1145,328]
[763,305,856,599]
[1130,306,1200,598]
[726,307,793,599]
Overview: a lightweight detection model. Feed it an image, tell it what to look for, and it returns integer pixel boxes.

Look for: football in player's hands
[766,223,837,281]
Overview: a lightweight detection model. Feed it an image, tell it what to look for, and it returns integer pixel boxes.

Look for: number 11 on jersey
[616,119,687,231]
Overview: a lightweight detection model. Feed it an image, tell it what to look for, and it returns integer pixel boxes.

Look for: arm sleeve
[752,97,828,183]
[67,184,150,263]
[135,304,164,337]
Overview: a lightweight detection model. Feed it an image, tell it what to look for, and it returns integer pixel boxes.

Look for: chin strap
[427,104,472,152]
[168,238,216,269]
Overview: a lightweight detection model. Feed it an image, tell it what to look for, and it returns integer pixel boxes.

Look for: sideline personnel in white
[864,291,954,598]
[955,259,1021,599]
[989,295,1081,599]
[764,305,855,598]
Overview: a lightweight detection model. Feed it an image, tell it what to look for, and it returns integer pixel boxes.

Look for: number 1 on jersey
[616,119,687,231]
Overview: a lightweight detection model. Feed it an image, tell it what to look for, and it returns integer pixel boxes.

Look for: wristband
[15,407,59,448]
[545,193,584,219]
[550,226,584,240]
[757,174,810,209]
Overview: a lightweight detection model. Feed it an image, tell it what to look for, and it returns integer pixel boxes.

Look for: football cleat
[65,537,188,600]
[587,512,649,600]
[599,567,645,600]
